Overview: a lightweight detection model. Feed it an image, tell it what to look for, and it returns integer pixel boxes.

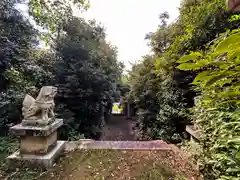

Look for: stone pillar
[7,119,65,168]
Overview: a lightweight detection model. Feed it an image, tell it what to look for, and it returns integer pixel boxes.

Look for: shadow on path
[100,115,135,141]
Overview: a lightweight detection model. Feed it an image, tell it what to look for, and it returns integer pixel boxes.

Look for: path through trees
[100,115,135,141]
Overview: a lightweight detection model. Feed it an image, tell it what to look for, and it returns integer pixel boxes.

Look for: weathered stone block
[20,131,57,154]
[21,118,55,126]
[186,125,201,141]
[10,119,63,137]
[7,141,65,169]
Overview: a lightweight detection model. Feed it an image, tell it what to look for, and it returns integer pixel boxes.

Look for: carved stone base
[7,141,65,169]
[8,119,64,168]
[10,119,63,154]
[20,131,57,154]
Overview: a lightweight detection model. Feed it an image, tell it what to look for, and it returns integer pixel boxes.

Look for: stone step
[65,140,172,152]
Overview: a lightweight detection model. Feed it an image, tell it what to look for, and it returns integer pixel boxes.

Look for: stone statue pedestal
[7,119,65,168]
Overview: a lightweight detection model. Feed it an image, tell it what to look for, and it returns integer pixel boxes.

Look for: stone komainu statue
[22,86,57,123]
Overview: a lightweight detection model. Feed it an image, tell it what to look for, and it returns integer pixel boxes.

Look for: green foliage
[0,0,52,135]
[0,137,18,157]
[128,55,189,142]
[54,16,123,139]
[128,56,159,140]
[177,30,240,179]
[0,0,123,141]
[127,6,240,179]
[0,137,18,178]
[28,0,90,35]
[181,140,203,165]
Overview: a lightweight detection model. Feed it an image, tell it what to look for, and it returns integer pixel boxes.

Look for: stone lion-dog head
[36,86,58,103]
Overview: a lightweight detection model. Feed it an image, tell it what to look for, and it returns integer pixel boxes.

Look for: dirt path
[100,115,135,141]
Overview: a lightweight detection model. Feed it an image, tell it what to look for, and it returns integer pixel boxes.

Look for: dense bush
[55,17,123,139]
[128,0,240,144]
[126,5,240,180]
[0,0,52,135]
[128,55,160,140]
[0,0,123,140]
[177,29,240,179]
[127,0,240,179]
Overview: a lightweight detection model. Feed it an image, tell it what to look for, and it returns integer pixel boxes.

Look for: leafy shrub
[0,1,123,141]
[0,137,18,160]
[177,30,240,179]
[54,17,122,140]
[127,0,240,144]
[181,140,203,169]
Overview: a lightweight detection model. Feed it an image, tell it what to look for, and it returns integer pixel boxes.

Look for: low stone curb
[64,140,172,152]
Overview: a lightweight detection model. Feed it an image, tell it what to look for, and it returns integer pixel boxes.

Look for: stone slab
[20,131,57,154]
[7,141,65,169]
[10,119,63,137]
[85,141,172,150]
[64,139,94,152]
[21,118,55,126]
[65,140,172,151]
[186,125,201,140]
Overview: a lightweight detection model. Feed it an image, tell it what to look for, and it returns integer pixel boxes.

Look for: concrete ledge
[65,140,172,151]
[64,139,94,152]
[7,141,65,169]
[10,119,63,137]
[186,125,201,140]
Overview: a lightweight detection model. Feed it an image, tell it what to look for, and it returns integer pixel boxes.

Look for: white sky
[17,1,181,71]
[79,0,181,70]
